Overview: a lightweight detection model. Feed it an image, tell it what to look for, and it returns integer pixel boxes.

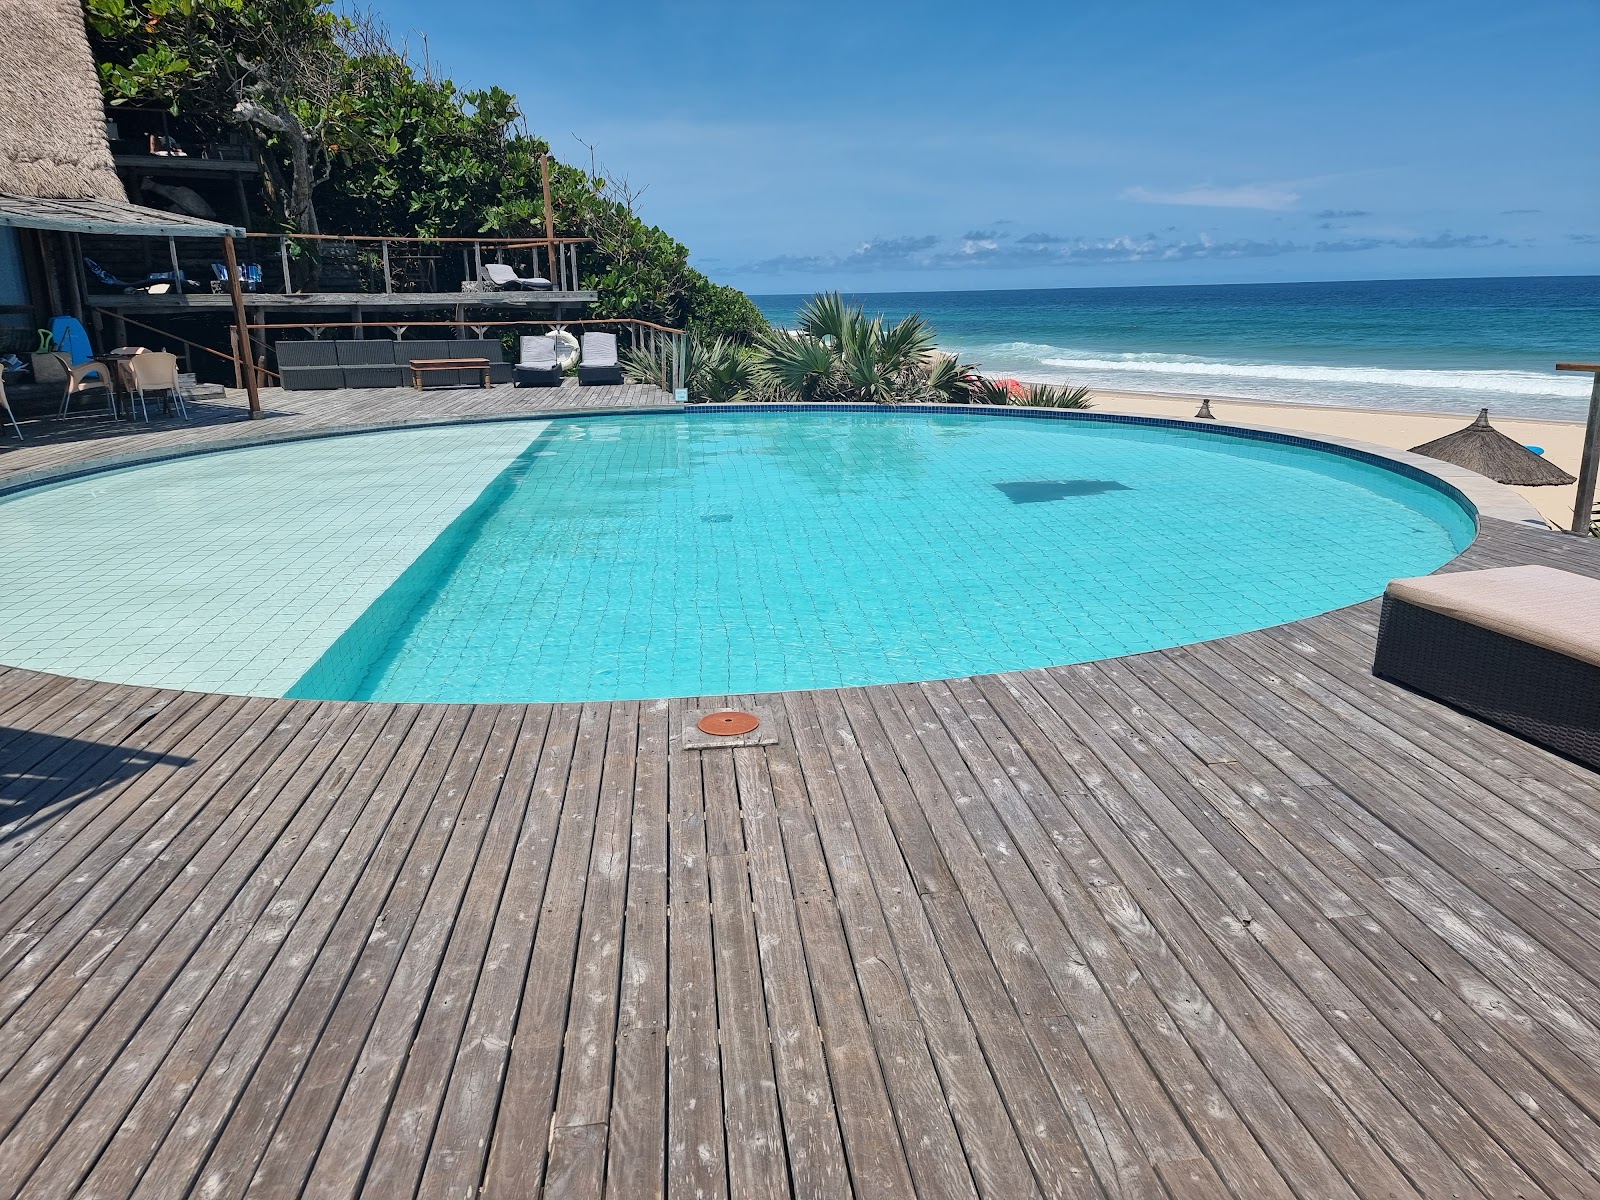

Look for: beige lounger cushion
[1385,565,1600,670]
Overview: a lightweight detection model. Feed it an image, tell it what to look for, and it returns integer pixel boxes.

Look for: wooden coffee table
[409,357,492,390]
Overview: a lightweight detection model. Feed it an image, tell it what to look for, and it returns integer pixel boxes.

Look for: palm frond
[876,313,936,375]
[693,337,755,403]
[924,355,978,403]
[794,291,858,345]
[840,335,898,403]
[1014,382,1093,409]
[971,377,1018,405]
[755,331,837,402]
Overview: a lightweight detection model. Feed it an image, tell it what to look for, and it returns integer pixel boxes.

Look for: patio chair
[514,335,563,387]
[577,332,624,386]
[481,263,554,291]
[59,360,116,419]
[0,374,21,440]
[125,350,186,420]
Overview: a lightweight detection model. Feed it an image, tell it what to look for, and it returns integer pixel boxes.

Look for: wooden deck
[1,391,1599,1199]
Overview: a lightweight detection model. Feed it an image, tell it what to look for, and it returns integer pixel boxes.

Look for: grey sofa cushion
[341,364,408,388]
[278,365,346,390]
[451,338,504,362]
[275,340,339,367]
[397,339,456,363]
[335,340,397,365]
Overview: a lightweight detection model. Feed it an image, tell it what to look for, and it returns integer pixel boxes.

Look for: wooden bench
[1374,564,1600,769]
[408,357,491,390]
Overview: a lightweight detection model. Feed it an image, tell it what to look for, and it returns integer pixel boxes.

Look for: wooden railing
[116,311,278,385]
[243,232,591,296]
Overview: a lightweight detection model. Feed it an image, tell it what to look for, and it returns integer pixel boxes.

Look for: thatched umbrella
[0,0,127,202]
[1409,408,1575,486]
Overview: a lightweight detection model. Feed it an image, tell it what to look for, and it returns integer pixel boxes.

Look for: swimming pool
[0,409,1475,702]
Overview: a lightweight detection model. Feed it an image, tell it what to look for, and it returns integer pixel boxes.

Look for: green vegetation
[83,0,767,340]
[624,292,1094,408]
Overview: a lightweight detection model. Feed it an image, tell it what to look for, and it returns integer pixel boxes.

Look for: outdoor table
[409,357,491,390]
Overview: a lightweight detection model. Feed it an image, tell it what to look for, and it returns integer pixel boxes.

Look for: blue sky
[372,0,1599,295]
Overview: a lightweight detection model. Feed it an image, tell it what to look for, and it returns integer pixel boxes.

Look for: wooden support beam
[223,235,261,416]
[1560,363,1600,535]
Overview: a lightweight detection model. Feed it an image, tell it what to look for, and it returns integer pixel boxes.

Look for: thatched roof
[0,0,126,202]
[1410,408,1576,487]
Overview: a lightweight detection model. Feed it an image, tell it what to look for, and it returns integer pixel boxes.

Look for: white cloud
[1123,183,1301,211]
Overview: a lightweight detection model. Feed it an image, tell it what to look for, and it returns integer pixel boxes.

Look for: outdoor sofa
[1373,564,1600,770]
[276,339,513,390]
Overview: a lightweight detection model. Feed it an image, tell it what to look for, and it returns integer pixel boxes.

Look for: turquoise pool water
[283,410,1473,703]
[0,411,1474,702]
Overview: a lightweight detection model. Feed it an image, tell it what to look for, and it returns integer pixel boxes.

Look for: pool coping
[0,400,1548,532]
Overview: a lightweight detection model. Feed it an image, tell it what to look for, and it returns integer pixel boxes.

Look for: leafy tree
[83,0,768,341]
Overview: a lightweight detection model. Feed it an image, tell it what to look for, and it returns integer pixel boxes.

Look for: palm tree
[622,334,754,402]
[754,293,977,404]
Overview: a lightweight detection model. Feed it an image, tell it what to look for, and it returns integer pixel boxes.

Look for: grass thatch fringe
[0,0,125,202]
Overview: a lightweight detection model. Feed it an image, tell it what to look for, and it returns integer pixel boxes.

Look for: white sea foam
[951,340,1590,417]
[1035,356,1584,398]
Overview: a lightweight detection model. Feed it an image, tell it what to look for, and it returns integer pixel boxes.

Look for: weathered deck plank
[2,393,1599,1198]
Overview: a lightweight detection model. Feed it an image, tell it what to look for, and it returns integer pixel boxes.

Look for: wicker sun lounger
[482,263,553,291]
[515,335,563,387]
[1373,564,1600,769]
[577,332,624,386]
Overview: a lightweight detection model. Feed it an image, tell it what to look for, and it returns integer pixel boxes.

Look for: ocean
[754,276,1600,422]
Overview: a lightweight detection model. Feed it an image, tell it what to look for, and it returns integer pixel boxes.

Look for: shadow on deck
[1,725,192,846]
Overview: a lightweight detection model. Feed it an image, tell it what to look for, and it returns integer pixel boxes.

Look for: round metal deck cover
[698,710,761,736]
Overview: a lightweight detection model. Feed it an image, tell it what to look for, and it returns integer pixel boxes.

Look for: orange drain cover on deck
[698,710,761,736]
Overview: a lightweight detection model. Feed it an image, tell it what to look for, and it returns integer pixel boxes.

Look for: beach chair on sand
[578,332,624,386]
[482,263,554,291]
[514,335,563,387]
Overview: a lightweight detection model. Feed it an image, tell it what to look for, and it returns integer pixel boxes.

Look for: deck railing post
[1561,363,1600,535]
[279,236,292,293]
[381,241,392,293]
[223,235,261,417]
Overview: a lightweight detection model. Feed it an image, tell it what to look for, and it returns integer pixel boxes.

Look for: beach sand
[1090,389,1588,529]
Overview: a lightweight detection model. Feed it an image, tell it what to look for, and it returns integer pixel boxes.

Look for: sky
[370,0,1600,296]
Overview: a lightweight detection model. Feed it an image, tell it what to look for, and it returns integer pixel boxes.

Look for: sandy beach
[1089,388,1588,529]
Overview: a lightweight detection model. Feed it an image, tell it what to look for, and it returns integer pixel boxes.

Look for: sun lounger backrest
[582,332,618,367]
[520,335,558,366]
[483,264,517,286]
